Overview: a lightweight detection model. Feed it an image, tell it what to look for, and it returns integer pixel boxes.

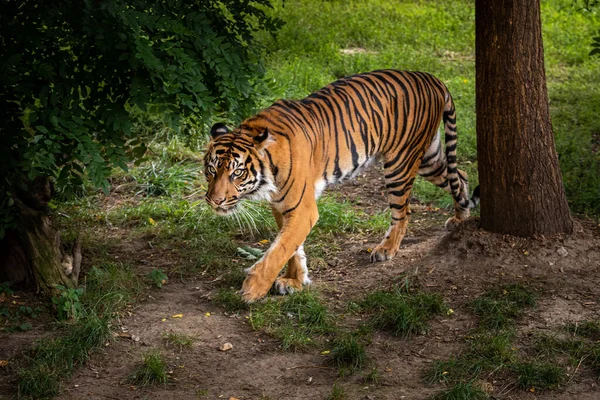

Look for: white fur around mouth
[214,204,239,216]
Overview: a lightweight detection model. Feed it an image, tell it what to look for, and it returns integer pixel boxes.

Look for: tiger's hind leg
[271,209,311,294]
[418,131,470,231]
[371,160,421,262]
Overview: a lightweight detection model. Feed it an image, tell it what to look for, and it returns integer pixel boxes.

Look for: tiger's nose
[213,197,226,205]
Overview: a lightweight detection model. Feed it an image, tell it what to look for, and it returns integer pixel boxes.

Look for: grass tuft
[162,332,195,352]
[471,284,536,330]
[512,362,566,390]
[567,320,600,341]
[363,367,380,385]
[330,333,368,371]
[17,263,142,398]
[361,286,447,338]
[249,290,333,351]
[128,350,169,386]
[213,288,247,312]
[429,381,489,400]
[327,381,346,400]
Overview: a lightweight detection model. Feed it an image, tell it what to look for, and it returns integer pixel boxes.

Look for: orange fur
[204,70,476,301]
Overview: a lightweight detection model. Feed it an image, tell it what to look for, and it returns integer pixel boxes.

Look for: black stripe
[283,182,307,215]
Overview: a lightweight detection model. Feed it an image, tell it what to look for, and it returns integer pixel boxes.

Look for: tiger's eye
[232,169,245,178]
[207,166,216,175]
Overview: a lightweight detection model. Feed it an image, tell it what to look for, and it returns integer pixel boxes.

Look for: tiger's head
[203,122,276,215]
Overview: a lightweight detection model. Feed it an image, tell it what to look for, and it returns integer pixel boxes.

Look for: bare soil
[2,166,600,400]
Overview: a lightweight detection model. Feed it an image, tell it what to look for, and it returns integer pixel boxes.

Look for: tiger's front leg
[241,197,319,302]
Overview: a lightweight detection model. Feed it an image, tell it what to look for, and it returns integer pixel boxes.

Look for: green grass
[567,320,600,341]
[314,196,389,237]
[128,350,169,386]
[254,0,600,215]
[330,332,368,371]
[162,332,195,352]
[429,381,489,400]
[213,288,248,313]
[360,284,447,338]
[426,332,515,385]
[471,284,537,330]
[512,362,566,390]
[18,313,112,398]
[363,367,380,385]
[426,285,544,396]
[17,263,143,399]
[248,290,333,351]
[327,381,346,400]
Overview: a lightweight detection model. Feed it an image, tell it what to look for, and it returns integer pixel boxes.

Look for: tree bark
[0,177,78,294]
[475,0,573,236]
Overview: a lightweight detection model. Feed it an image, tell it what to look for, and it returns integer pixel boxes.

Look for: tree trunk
[0,177,80,294]
[475,0,573,236]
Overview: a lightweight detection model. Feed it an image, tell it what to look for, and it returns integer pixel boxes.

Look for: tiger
[204,69,479,302]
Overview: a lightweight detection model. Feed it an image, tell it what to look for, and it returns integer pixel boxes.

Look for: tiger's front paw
[241,269,272,303]
[274,277,306,295]
[370,243,398,262]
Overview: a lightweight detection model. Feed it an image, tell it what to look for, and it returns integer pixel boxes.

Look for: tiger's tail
[443,92,479,211]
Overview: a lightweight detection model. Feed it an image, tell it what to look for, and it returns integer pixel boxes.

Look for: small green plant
[248,290,333,351]
[236,246,264,260]
[532,334,587,362]
[471,284,536,330]
[567,320,600,341]
[512,362,566,390]
[363,367,380,385]
[134,160,199,197]
[429,381,489,400]
[18,364,61,399]
[128,350,169,386]
[213,288,247,312]
[361,285,447,338]
[18,263,141,398]
[327,381,346,400]
[330,333,368,371]
[0,281,13,296]
[162,332,195,352]
[147,269,169,289]
[52,285,84,321]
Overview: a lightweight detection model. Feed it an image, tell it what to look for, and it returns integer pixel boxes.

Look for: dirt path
[3,166,600,400]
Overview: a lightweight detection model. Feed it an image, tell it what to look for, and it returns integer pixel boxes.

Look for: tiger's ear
[210,123,229,140]
[253,127,273,149]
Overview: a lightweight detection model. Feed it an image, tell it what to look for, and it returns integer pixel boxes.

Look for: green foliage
[361,284,447,338]
[330,332,368,371]
[327,382,346,400]
[471,285,536,330]
[0,0,283,236]
[147,269,169,289]
[51,285,84,321]
[1,305,43,333]
[249,290,333,351]
[315,196,389,237]
[429,381,489,400]
[18,312,111,398]
[237,246,265,260]
[0,281,13,296]
[162,332,195,352]
[426,332,515,385]
[567,319,600,340]
[512,362,566,390]
[591,30,600,56]
[213,288,248,313]
[363,367,380,385]
[133,160,200,197]
[18,263,142,398]
[128,350,169,386]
